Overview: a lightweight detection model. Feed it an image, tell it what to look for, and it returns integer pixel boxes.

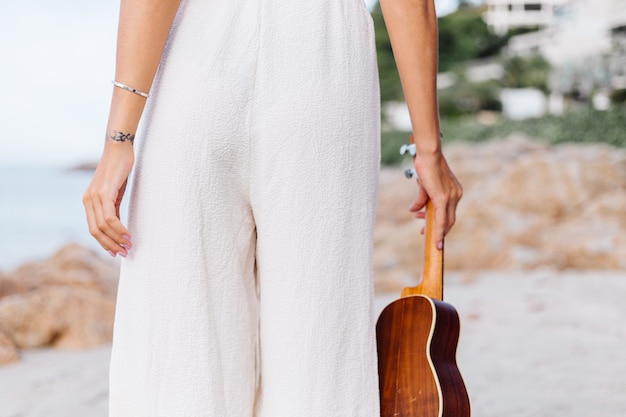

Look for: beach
[1,138,626,416]
[1,269,625,417]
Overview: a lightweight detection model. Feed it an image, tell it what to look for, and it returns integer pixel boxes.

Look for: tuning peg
[404,168,418,180]
[399,143,416,156]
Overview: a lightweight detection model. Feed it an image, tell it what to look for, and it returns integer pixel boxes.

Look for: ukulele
[376,136,471,417]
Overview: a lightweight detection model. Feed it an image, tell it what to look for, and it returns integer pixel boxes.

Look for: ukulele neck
[401,200,444,300]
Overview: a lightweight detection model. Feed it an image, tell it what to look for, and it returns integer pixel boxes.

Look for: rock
[448,137,626,270]
[0,243,119,298]
[68,161,98,171]
[533,192,626,269]
[480,143,626,218]
[0,244,118,357]
[0,287,115,349]
[0,330,20,366]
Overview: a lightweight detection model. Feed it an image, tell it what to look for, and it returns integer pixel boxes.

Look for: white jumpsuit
[109,0,381,415]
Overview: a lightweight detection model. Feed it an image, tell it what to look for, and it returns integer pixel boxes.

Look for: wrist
[102,138,135,169]
[412,131,442,157]
[101,135,135,167]
[106,129,136,146]
[104,130,136,152]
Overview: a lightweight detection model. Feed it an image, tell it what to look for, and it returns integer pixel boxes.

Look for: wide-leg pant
[108,0,381,415]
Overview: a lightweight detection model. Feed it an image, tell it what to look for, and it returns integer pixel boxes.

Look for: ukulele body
[376,295,470,417]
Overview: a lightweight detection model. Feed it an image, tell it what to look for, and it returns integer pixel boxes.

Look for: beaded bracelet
[112,80,150,98]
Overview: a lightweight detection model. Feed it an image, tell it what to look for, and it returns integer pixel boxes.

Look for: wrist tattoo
[107,130,135,145]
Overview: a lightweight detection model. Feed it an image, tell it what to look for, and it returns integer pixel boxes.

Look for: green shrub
[439,79,502,117]
[610,89,626,105]
[371,4,403,103]
[500,55,551,93]
[437,3,509,72]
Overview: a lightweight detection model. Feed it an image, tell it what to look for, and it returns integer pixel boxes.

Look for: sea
[0,165,122,271]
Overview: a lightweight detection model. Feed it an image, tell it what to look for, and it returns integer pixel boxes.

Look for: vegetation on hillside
[372,2,549,117]
[437,2,509,72]
[372,1,513,103]
[371,3,402,103]
[370,1,624,166]
[381,107,626,165]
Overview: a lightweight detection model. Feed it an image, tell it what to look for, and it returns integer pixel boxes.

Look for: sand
[1,269,625,417]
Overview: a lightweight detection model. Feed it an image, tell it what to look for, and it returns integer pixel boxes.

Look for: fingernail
[117,251,127,258]
[120,243,131,250]
[437,241,444,250]
[122,234,132,242]
[107,250,116,258]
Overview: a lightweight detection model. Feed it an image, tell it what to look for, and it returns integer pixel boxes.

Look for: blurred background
[0,0,625,416]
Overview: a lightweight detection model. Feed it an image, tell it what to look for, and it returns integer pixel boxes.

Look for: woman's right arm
[83,0,181,258]
[379,0,463,249]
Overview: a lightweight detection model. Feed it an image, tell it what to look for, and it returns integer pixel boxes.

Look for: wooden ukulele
[376,138,471,417]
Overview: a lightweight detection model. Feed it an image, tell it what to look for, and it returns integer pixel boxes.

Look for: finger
[444,180,463,236]
[93,197,129,256]
[102,195,132,248]
[409,186,429,212]
[115,181,132,243]
[83,197,103,249]
[445,197,458,236]
[433,201,446,250]
[414,211,426,219]
[115,197,121,219]
[95,226,127,257]
[85,197,123,256]
[420,226,425,235]
[115,179,128,220]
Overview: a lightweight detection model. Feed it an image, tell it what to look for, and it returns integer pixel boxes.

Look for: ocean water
[0,166,120,271]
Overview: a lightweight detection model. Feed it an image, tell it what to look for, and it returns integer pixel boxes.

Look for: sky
[0,0,463,168]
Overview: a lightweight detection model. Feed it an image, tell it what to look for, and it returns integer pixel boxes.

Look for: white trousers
[109,0,381,416]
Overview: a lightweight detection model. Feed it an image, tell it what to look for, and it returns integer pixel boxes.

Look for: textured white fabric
[109,0,381,415]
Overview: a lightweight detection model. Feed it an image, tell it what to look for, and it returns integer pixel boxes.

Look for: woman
[83,0,462,415]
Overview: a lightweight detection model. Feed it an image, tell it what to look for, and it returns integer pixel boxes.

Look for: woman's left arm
[379,0,463,249]
[83,0,181,257]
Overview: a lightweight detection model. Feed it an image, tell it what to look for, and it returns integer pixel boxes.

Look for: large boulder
[0,286,115,349]
[0,244,118,357]
[0,243,119,297]
[374,135,626,291]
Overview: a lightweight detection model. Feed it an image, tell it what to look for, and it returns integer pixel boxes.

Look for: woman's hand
[83,139,135,257]
[408,148,462,250]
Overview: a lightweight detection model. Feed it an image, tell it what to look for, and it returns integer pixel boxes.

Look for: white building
[487,0,626,65]
[483,0,571,35]
[482,0,626,116]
